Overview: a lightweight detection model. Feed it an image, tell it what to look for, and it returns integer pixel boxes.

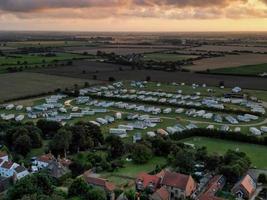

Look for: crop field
[185,53,267,71]
[6,41,90,48]
[143,53,197,62]
[181,137,267,169]
[0,53,90,66]
[209,63,267,76]
[65,47,170,55]
[0,72,100,102]
[190,45,267,53]
[33,60,133,78]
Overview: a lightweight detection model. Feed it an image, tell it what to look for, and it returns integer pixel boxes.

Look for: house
[160,170,197,200]
[232,174,256,199]
[13,165,29,181]
[136,170,197,200]
[0,161,19,177]
[33,153,55,169]
[197,175,226,200]
[136,172,161,192]
[0,152,9,162]
[150,187,170,200]
[83,171,115,200]
[46,160,70,179]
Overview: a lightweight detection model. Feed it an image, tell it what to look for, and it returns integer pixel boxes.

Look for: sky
[0,0,267,32]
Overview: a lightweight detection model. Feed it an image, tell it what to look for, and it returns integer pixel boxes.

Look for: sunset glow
[0,0,267,31]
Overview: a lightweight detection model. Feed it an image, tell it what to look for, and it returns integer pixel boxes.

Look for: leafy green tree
[68,178,89,198]
[132,144,152,164]
[86,187,107,200]
[105,135,125,158]
[49,128,72,157]
[14,134,31,156]
[37,119,62,138]
[258,173,267,184]
[6,173,54,200]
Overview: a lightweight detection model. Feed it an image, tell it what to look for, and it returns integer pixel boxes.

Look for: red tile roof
[198,175,226,200]
[0,151,7,158]
[37,153,54,163]
[161,171,189,189]
[161,171,196,196]
[84,175,115,192]
[154,187,170,200]
[1,161,14,169]
[232,174,256,198]
[136,172,160,188]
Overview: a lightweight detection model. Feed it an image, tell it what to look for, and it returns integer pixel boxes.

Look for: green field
[0,72,100,102]
[0,53,91,67]
[181,137,267,169]
[143,53,197,62]
[6,41,93,48]
[210,63,267,76]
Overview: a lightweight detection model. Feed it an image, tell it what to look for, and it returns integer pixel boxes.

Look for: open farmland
[0,72,101,102]
[181,137,267,169]
[0,53,89,66]
[209,63,267,76]
[143,53,197,62]
[64,46,171,55]
[190,45,267,53]
[185,53,267,71]
[33,60,133,77]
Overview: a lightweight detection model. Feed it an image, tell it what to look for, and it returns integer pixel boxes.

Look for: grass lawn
[102,156,166,178]
[143,53,197,62]
[181,137,267,169]
[210,63,267,76]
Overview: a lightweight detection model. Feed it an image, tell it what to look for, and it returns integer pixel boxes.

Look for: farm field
[143,53,197,62]
[0,53,90,66]
[185,53,267,71]
[5,41,91,48]
[181,137,267,169]
[65,46,170,55]
[33,60,133,78]
[209,63,267,76]
[190,45,267,53]
[0,72,100,102]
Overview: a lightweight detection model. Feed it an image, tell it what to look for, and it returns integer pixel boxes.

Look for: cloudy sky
[0,0,267,31]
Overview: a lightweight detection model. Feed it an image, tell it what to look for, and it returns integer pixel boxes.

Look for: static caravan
[5,104,14,110]
[15,115,24,122]
[96,118,108,125]
[109,128,127,138]
[260,126,267,133]
[249,127,262,136]
[118,125,134,131]
[90,121,101,127]
[157,129,169,136]
[166,127,178,134]
[16,105,23,111]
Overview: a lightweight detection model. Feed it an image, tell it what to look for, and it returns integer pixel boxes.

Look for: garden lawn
[102,156,166,178]
[181,137,267,169]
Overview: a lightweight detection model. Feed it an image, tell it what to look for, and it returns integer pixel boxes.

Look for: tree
[132,144,152,164]
[37,120,62,138]
[70,124,93,153]
[105,135,125,158]
[6,173,54,200]
[86,187,107,200]
[68,178,89,197]
[169,148,196,174]
[258,173,267,184]
[14,134,31,156]
[49,129,72,157]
